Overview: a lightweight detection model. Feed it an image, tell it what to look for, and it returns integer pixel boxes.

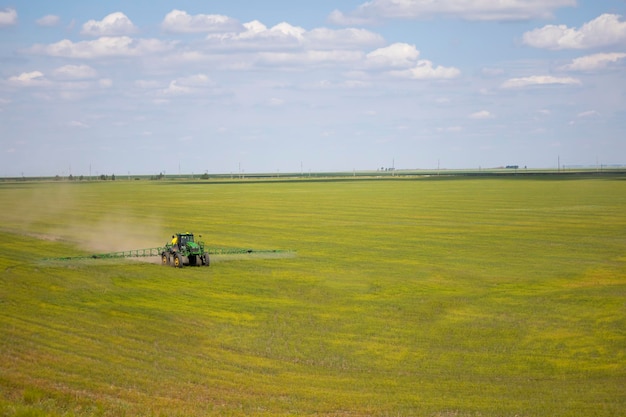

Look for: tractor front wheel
[173,253,183,268]
[161,253,170,266]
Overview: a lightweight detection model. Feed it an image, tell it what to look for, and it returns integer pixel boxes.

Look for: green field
[1,177,625,416]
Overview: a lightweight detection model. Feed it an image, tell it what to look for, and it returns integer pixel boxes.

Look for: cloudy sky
[1,0,625,176]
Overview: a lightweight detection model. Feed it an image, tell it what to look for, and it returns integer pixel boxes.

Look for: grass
[0,177,625,416]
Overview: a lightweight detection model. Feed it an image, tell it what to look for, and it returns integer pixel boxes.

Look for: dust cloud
[0,183,77,233]
[0,183,168,257]
[64,211,168,255]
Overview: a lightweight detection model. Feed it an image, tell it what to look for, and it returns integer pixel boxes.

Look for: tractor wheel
[189,255,197,266]
[161,253,170,266]
[201,252,210,266]
[173,253,183,268]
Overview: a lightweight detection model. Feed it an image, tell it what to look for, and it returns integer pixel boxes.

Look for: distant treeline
[2,167,626,182]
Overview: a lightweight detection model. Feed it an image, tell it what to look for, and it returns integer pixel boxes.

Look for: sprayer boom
[45,232,290,268]
[48,246,289,263]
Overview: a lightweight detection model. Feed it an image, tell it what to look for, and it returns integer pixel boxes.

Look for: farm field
[0,176,625,416]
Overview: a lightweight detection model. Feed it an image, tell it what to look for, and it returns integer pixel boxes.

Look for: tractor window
[179,235,193,245]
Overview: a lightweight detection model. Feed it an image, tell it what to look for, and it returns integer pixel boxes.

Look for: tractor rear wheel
[161,253,170,266]
[201,252,210,266]
[173,253,183,268]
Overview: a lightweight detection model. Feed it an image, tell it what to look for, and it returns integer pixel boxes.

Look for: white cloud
[205,20,382,52]
[366,43,421,68]
[162,74,213,96]
[364,43,460,79]
[10,71,44,82]
[501,75,581,88]
[257,50,363,67]
[569,110,601,126]
[306,28,384,49]
[523,14,626,50]
[7,71,49,87]
[98,79,113,88]
[53,64,98,79]
[5,69,112,102]
[29,36,176,59]
[469,110,494,119]
[560,52,626,71]
[208,20,304,48]
[162,9,243,33]
[150,18,385,72]
[162,83,193,96]
[389,60,460,80]
[310,78,371,90]
[577,110,599,118]
[327,9,374,26]
[37,15,60,27]
[81,12,138,36]
[250,21,304,41]
[0,7,17,27]
[67,120,89,128]
[178,74,212,87]
[267,98,285,106]
[329,0,575,24]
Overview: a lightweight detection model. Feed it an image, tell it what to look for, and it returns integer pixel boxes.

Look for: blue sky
[1,0,625,176]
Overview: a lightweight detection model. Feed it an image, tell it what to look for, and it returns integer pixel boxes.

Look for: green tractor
[161,233,209,268]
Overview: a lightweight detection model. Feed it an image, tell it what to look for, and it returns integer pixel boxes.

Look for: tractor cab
[177,233,194,248]
[178,233,193,246]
